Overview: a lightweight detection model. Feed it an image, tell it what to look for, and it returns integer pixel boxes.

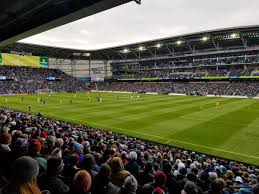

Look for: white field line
[47,113,259,159]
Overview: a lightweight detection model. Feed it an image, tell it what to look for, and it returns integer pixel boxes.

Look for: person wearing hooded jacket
[92,163,119,194]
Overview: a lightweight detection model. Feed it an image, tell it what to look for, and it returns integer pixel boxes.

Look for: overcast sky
[20,0,259,50]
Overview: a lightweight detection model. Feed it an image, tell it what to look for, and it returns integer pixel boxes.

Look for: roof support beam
[147,49,155,57]
[186,41,193,53]
[211,37,219,50]
[240,33,247,48]
[165,45,174,55]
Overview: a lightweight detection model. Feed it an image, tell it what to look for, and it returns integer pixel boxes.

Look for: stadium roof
[0,0,136,47]
[1,25,259,61]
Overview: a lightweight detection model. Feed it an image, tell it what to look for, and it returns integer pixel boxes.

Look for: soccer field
[1,92,259,165]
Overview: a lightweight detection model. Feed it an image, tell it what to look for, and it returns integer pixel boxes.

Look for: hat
[11,156,39,184]
[73,170,92,193]
[184,181,199,194]
[128,151,138,160]
[55,138,64,148]
[209,172,218,180]
[152,187,165,194]
[73,142,83,153]
[178,162,185,169]
[154,171,167,187]
[40,131,48,139]
[14,138,28,152]
[123,175,138,193]
[29,139,42,153]
[0,132,12,145]
[47,156,64,175]
[83,154,96,170]
[83,141,90,148]
[235,176,243,183]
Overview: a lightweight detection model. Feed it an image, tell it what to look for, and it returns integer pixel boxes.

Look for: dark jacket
[125,159,140,177]
[44,176,69,194]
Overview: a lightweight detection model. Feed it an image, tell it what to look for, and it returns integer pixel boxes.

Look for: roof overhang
[0,0,134,47]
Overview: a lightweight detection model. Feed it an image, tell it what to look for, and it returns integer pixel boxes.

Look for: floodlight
[83,53,91,57]
[122,48,130,53]
[176,40,182,45]
[156,43,161,48]
[202,36,209,41]
[138,46,145,51]
[230,33,238,39]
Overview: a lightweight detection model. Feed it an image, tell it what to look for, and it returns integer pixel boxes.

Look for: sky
[20,0,259,50]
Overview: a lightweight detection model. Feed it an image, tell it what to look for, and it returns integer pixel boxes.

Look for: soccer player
[5,98,8,103]
[37,97,40,103]
[22,96,24,102]
[28,105,31,112]
[131,96,133,100]
[48,94,51,100]
[88,96,90,101]
[70,99,72,104]
[116,96,119,100]
[43,100,46,104]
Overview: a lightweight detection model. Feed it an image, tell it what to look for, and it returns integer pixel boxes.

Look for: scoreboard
[0,53,48,68]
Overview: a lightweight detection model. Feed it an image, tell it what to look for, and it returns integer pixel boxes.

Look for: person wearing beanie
[92,163,119,194]
[44,156,69,194]
[118,175,138,194]
[110,157,131,187]
[63,153,81,184]
[70,170,92,194]
[152,187,166,194]
[82,154,99,182]
[141,171,168,194]
[29,138,47,174]
[0,132,12,152]
[2,156,42,194]
[182,181,201,194]
[125,151,140,178]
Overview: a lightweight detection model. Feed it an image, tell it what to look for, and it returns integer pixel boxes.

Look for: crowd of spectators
[0,66,87,94]
[96,81,259,97]
[0,108,259,194]
[112,68,254,80]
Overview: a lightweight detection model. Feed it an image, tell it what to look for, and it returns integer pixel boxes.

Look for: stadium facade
[1,25,259,81]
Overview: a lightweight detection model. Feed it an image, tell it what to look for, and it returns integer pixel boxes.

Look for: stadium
[0,1,259,194]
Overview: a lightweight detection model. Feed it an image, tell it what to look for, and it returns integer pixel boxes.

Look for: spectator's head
[0,132,12,145]
[10,156,41,194]
[83,154,96,171]
[72,170,92,193]
[98,163,111,183]
[128,151,138,161]
[154,171,167,187]
[182,181,199,194]
[29,139,41,154]
[47,156,64,176]
[122,175,138,194]
[110,157,125,172]
[210,178,226,193]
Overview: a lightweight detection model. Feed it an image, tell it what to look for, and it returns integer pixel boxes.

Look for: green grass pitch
[1,92,259,165]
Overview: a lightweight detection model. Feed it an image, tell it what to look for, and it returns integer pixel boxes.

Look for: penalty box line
[47,114,259,160]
